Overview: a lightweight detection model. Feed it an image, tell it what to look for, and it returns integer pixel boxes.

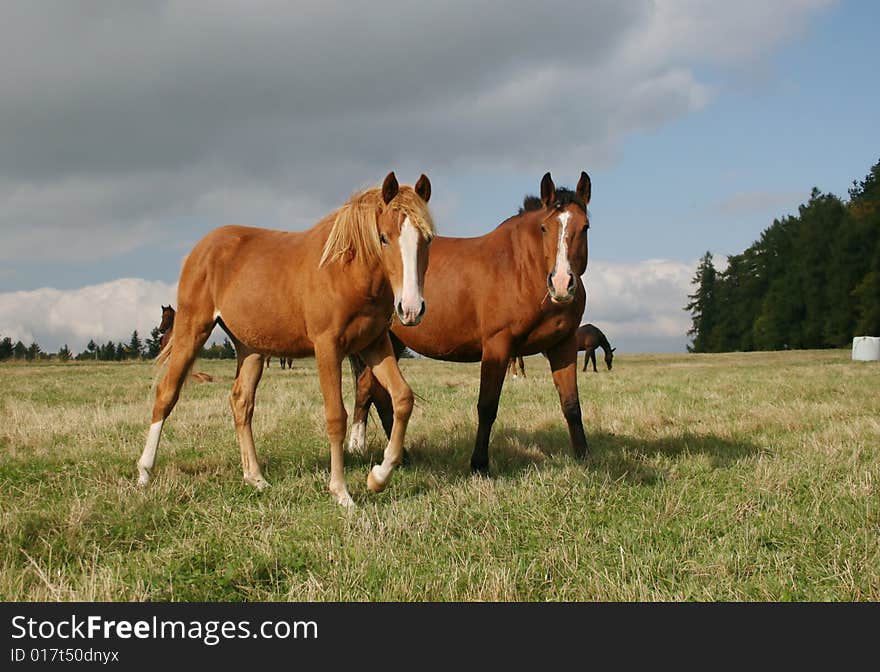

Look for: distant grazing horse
[350,172,591,474]
[138,173,434,506]
[576,324,615,372]
[507,356,526,379]
[266,356,292,369]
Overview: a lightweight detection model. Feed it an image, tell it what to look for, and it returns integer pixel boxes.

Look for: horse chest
[518,313,578,352]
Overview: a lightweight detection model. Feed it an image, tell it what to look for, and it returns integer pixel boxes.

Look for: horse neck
[598,333,611,352]
[508,211,548,284]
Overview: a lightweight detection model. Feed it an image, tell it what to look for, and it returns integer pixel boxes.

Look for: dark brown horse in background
[350,172,591,474]
[139,173,434,506]
[576,323,615,372]
[264,357,291,369]
[158,304,175,350]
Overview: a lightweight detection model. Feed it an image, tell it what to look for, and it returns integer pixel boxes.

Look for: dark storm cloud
[0,1,828,263]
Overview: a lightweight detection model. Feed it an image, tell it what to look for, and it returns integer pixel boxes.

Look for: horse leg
[137,309,214,486]
[348,356,397,455]
[546,334,589,460]
[315,341,353,507]
[582,350,590,372]
[347,360,373,455]
[519,356,526,379]
[591,349,598,373]
[361,333,414,493]
[470,340,511,475]
[230,349,269,489]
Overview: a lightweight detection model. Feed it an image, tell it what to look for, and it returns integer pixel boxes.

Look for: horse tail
[155,335,174,367]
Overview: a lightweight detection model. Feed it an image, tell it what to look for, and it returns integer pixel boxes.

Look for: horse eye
[380,233,389,246]
[582,224,589,232]
[540,224,547,233]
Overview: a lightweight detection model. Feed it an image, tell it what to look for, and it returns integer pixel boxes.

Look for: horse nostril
[567,273,576,292]
[418,301,426,318]
[396,301,404,316]
[546,273,553,290]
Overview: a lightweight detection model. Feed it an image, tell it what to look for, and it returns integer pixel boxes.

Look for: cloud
[711,189,809,217]
[0,279,178,351]
[583,259,696,352]
[0,1,832,264]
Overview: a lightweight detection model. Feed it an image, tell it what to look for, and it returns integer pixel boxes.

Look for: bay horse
[576,323,615,372]
[349,172,591,475]
[138,173,434,507]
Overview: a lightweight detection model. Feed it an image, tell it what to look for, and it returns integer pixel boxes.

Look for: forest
[0,327,236,362]
[685,160,880,352]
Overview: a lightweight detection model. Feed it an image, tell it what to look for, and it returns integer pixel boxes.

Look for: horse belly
[219,302,313,357]
[391,322,483,362]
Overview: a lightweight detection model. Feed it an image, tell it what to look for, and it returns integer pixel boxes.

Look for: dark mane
[518,187,586,215]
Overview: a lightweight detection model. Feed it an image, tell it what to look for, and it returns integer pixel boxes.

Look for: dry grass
[1,350,877,601]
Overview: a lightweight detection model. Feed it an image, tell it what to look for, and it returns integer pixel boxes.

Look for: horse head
[158,305,175,333]
[605,346,615,370]
[375,172,433,326]
[537,172,591,304]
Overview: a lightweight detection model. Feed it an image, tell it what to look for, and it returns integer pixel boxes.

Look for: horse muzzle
[547,272,576,304]
[396,298,426,326]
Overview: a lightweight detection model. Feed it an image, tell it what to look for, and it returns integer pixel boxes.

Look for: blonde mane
[319,185,435,267]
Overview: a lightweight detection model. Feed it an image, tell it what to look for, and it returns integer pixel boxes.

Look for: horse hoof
[136,466,150,487]
[470,462,490,478]
[367,467,387,493]
[245,475,270,490]
[335,492,356,508]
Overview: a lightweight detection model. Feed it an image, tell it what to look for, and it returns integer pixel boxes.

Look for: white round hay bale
[851,336,880,361]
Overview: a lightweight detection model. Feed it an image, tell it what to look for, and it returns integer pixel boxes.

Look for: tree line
[0,327,236,363]
[685,159,880,352]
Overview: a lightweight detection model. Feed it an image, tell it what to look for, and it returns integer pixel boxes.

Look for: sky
[1,0,878,354]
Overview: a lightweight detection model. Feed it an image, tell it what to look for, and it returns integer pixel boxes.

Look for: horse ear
[540,172,556,207]
[382,172,399,204]
[415,174,431,203]
[611,347,616,352]
[577,171,591,206]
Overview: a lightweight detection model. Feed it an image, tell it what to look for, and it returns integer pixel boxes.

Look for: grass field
[1,350,877,601]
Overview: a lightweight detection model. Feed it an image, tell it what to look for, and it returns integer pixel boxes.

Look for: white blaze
[551,211,572,295]
[397,217,422,321]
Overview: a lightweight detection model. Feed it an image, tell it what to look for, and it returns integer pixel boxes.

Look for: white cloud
[583,259,696,352]
[0,279,177,351]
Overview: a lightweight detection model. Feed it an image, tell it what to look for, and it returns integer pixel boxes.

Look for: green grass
[1,350,877,601]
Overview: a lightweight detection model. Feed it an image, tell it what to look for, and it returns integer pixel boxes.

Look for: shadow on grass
[310,423,765,495]
[14,415,756,501]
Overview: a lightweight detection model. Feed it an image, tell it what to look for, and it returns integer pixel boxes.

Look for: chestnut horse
[138,173,434,506]
[349,172,590,474]
[576,323,615,372]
